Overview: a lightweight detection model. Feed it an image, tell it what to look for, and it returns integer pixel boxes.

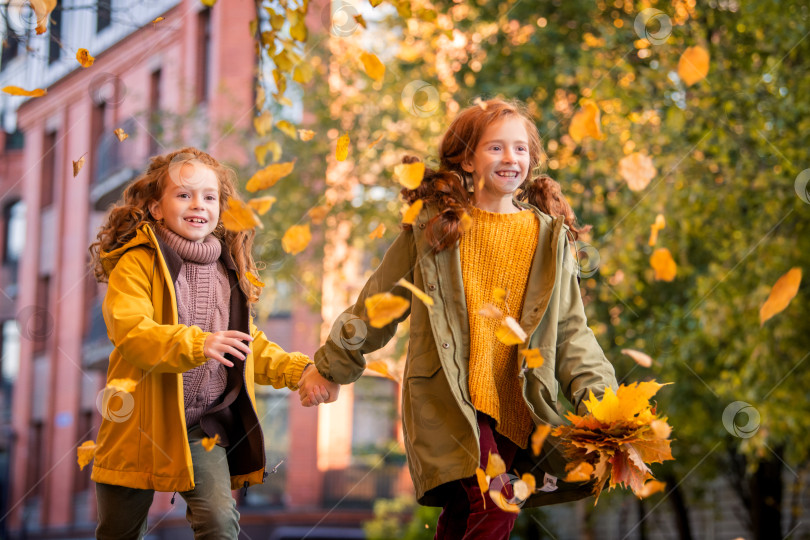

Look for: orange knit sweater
[459,206,539,448]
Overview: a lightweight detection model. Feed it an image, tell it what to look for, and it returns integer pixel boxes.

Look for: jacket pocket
[405,350,442,379]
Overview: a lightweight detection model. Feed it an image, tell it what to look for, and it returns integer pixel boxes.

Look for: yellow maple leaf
[485,451,506,478]
[246,196,277,215]
[254,140,281,166]
[477,303,503,320]
[495,317,527,346]
[293,63,314,84]
[475,467,489,509]
[76,48,94,68]
[151,16,164,24]
[621,348,653,368]
[365,292,410,328]
[493,287,508,303]
[281,224,311,255]
[760,267,802,325]
[583,381,666,425]
[360,51,385,81]
[201,434,220,452]
[30,0,56,34]
[368,223,386,239]
[637,479,666,498]
[3,86,47,97]
[473,96,488,110]
[253,110,273,137]
[394,162,425,190]
[298,129,315,141]
[521,473,536,494]
[678,46,710,86]
[113,128,128,142]
[400,199,423,224]
[650,248,677,281]
[73,154,87,177]
[459,212,473,233]
[648,214,666,246]
[246,161,295,192]
[520,349,544,369]
[336,133,350,161]
[569,99,605,143]
[275,120,297,139]
[650,419,672,439]
[107,378,137,393]
[531,424,551,456]
[245,271,265,288]
[489,490,521,513]
[367,133,385,150]
[619,152,656,191]
[221,198,262,232]
[565,461,594,482]
[366,360,399,382]
[77,440,96,471]
[308,205,330,224]
[396,278,434,309]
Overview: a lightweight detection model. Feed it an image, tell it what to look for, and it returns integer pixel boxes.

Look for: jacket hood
[99,224,159,278]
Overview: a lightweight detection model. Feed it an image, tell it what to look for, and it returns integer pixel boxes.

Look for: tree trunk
[749,447,784,540]
[636,498,648,540]
[662,471,694,540]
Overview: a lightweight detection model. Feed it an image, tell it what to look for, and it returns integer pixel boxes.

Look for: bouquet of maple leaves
[552,380,674,503]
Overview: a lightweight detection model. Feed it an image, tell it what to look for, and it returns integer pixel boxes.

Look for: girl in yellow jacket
[89,147,337,540]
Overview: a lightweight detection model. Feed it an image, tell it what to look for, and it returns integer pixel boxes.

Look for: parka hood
[99,224,159,278]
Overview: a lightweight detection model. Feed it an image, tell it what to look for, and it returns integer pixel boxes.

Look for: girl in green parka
[89,147,337,540]
[301,99,618,539]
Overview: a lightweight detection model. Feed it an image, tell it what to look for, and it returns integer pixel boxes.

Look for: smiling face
[462,116,532,205]
[149,161,221,243]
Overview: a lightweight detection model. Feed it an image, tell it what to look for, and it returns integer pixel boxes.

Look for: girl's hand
[203,330,253,368]
[298,364,340,406]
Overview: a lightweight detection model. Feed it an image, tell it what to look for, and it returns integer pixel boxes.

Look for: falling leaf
[246,196,277,215]
[495,317,527,346]
[113,128,128,142]
[637,479,666,498]
[77,440,96,470]
[521,473,536,494]
[245,271,265,288]
[30,0,56,34]
[368,223,386,239]
[648,214,666,246]
[619,152,656,191]
[73,154,87,177]
[253,110,273,137]
[396,278,434,309]
[221,198,262,232]
[531,425,552,456]
[365,292,410,328]
[298,129,315,141]
[246,161,295,192]
[401,199,423,224]
[360,51,385,81]
[513,479,531,501]
[367,133,385,150]
[366,360,399,382]
[293,63,314,84]
[485,452,506,478]
[255,85,266,109]
[569,99,605,143]
[3,86,47,97]
[76,48,95,68]
[370,0,383,6]
[493,287,508,303]
[459,212,473,232]
[274,120,296,140]
[678,46,710,86]
[354,14,367,28]
[475,468,489,508]
[565,461,594,483]
[336,133,350,161]
[254,140,281,166]
[621,349,653,368]
[488,489,521,514]
[650,248,677,281]
[473,97,488,110]
[308,205,330,224]
[394,161,425,189]
[107,378,137,393]
[477,303,503,320]
[520,349,544,369]
[201,434,220,452]
[759,267,802,325]
[151,16,164,24]
[650,419,672,439]
[281,224,311,255]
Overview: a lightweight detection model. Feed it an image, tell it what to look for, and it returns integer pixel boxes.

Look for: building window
[1,32,20,70]
[351,376,398,463]
[32,276,50,355]
[41,131,57,208]
[148,69,162,155]
[1,319,21,385]
[195,8,211,104]
[96,0,112,33]
[3,129,24,151]
[2,200,25,267]
[91,101,106,182]
[48,4,62,64]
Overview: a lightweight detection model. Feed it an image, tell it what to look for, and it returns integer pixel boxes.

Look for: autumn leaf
[3,86,47,97]
[335,133,350,161]
[354,14,367,28]
[475,468,489,508]
[281,224,311,255]
[521,473,536,495]
[77,440,96,471]
[459,212,473,232]
[477,303,503,320]
[637,479,666,498]
[298,129,315,141]
[621,348,653,368]
[365,292,410,328]
[245,271,265,288]
[30,0,56,34]
[200,0,217,6]
[495,317,527,346]
[201,434,220,452]
[274,120,296,139]
[246,196,277,215]
[151,16,164,25]
[493,287,508,303]
[113,128,128,142]
[246,161,295,192]
[678,46,710,86]
[221,198,262,232]
[76,48,95,68]
[107,378,137,393]
[583,381,667,425]
[368,223,386,239]
[254,110,273,137]
[73,154,87,177]
[360,51,385,81]
[650,248,677,281]
[366,360,399,383]
[254,140,281,166]
[520,349,544,369]
[394,161,425,189]
[619,152,656,191]
[565,461,594,483]
[293,63,314,84]
[531,424,552,456]
[485,451,506,478]
[396,278,434,309]
[569,99,605,143]
[648,214,666,246]
[401,199,423,224]
[489,490,521,513]
[367,133,385,150]
[650,419,672,439]
[308,205,330,224]
[759,267,802,325]
[473,96,488,110]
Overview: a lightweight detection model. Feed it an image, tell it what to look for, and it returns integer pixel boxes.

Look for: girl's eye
[178,193,190,198]
[205,195,217,201]
[517,146,528,152]
[491,145,502,151]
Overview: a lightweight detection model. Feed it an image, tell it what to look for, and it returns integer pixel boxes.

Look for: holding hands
[298,364,340,407]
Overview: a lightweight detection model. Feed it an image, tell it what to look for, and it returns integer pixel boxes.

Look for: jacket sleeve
[103,248,209,373]
[554,237,618,414]
[314,229,417,384]
[250,321,311,389]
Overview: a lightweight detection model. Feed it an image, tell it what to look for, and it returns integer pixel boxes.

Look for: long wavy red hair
[89,147,261,305]
[402,98,589,252]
